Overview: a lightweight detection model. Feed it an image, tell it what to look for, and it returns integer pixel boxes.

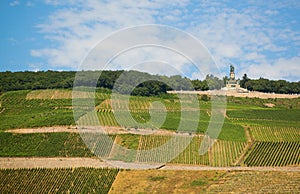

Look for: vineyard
[211,140,247,166]
[0,89,299,169]
[250,126,300,142]
[0,88,300,193]
[0,91,75,130]
[108,134,247,166]
[0,168,119,193]
[206,171,300,193]
[242,126,300,167]
[244,141,300,166]
[227,109,300,123]
[0,132,95,157]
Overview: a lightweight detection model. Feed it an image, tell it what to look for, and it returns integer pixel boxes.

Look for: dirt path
[0,108,5,114]
[5,126,178,136]
[0,157,111,169]
[161,165,300,172]
[0,157,299,171]
[169,90,299,99]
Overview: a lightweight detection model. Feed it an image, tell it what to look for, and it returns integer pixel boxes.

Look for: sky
[1,0,300,81]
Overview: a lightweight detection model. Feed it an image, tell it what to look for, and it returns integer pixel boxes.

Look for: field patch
[206,171,300,193]
[0,132,95,157]
[227,109,300,122]
[244,142,300,166]
[0,168,118,194]
[109,170,224,194]
[251,126,300,142]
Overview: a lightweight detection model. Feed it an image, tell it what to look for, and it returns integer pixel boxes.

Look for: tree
[240,74,250,88]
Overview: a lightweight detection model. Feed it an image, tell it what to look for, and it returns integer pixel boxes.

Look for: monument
[223,65,248,92]
[226,64,240,90]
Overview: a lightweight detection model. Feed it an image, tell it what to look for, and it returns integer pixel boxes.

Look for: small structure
[223,65,248,92]
[226,65,240,90]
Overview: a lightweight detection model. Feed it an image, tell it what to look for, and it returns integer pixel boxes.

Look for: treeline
[0,70,194,96]
[0,71,299,96]
[240,74,300,94]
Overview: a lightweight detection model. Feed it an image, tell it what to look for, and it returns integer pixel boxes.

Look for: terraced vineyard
[244,142,300,166]
[0,132,95,157]
[243,126,300,166]
[211,140,247,166]
[206,171,300,193]
[107,134,247,166]
[1,89,300,169]
[227,109,300,122]
[0,91,75,130]
[0,168,119,193]
[250,126,300,142]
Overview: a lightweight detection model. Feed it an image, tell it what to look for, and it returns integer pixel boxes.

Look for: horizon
[1,1,300,81]
[1,68,299,83]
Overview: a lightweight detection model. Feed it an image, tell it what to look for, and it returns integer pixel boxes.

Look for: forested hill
[0,70,194,96]
[0,70,299,95]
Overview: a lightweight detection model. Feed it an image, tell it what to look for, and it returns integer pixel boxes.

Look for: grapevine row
[244,142,300,166]
[0,168,119,193]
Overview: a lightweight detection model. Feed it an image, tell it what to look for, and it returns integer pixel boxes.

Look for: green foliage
[1,70,299,95]
[204,74,224,90]
[149,176,166,181]
[244,77,300,94]
[191,179,208,186]
[0,168,119,194]
[192,79,209,91]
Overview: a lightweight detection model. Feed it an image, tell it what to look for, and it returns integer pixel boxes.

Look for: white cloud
[7,37,18,45]
[240,57,300,80]
[32,0,190,69]
[31,0,300,81]
[9,1,20,6]
[26,1,34,7]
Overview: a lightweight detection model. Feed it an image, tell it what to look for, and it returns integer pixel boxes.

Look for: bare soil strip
[161,165,300,172]
[0,157,111,169]
[0,157,299,171]
[169,90,299,99]
[5,126,180,136]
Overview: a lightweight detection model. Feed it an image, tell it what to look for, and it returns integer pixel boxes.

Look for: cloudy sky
[1,0,300,81]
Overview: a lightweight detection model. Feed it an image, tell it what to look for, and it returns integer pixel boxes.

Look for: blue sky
[1,0,300,81]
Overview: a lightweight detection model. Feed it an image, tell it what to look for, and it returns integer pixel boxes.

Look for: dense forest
[0,70,299,96]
